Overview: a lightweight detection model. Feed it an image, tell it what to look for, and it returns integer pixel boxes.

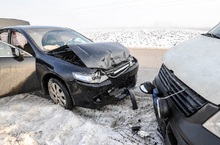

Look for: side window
[0,32,8,42]
[11,32,27,48]
[0,42,13,57]
[11,31,35,56]
[0,42,31,57]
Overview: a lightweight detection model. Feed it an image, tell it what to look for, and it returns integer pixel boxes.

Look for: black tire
[128,89,138,110]
[48,78,73,109]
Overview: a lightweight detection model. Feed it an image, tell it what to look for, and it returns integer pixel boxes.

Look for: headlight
[128,56,135,66]
[203,111,220,138]
[72,71,108,83]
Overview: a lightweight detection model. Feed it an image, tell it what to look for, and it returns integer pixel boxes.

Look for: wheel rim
[48,80,67,107]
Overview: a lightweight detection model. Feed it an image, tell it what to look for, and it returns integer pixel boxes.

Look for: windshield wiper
[202,33,220,39]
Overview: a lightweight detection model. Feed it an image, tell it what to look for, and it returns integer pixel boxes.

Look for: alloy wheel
[48,79,67,107]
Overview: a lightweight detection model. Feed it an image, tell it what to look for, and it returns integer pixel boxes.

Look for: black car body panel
[48,42,130,69]
[0,25,138,109]
[67,62,138,108]
[37,48,138,108]
[67,42,130,69]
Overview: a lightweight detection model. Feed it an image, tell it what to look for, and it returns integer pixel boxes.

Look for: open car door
[0,41,40,97]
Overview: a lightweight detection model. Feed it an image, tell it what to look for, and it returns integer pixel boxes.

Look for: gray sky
[0,0,219,29]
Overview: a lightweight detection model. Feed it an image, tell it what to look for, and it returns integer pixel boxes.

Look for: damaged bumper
[67,62,139,109]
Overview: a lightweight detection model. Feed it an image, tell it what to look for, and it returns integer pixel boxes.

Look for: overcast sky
[0,0,219,30]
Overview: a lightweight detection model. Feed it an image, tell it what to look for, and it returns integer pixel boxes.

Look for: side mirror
[14,48,24,61]
[140,84,148,94]
[139,82,154,94]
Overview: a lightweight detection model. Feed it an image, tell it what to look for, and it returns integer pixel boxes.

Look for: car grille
[105,61,130,78]
[158,64,207,116]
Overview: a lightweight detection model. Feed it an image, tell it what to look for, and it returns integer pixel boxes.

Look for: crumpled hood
[68,42,130,69]
[164,35,220,104]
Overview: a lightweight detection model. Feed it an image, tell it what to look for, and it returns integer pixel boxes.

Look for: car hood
[68,42,130,69]
[164,35,220,104]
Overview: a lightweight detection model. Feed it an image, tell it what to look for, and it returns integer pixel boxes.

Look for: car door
[0,41,40,97]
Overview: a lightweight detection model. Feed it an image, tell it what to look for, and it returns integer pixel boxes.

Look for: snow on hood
[68,42,130,69]
[164,35,220,104]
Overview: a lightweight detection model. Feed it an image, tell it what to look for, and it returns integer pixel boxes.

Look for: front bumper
[164,104,220,145]
[67,62,138,109]
[153,73,220,145]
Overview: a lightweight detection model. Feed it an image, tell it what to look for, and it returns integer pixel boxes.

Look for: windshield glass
[25,27,92,52]
[207,23,220,38]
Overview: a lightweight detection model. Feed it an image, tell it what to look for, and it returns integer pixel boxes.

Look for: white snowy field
[0,29,206,145]
[82,28,206,48]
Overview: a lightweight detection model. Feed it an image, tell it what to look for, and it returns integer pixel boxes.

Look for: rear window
[0,32,8,42]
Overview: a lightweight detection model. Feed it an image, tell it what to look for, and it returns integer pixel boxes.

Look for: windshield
[25,27,92,52]
[206,23,220,38]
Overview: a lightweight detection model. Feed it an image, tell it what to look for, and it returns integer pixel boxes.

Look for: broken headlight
[72,71,108,83]
[203,111,220,138]
[128,56,136,67]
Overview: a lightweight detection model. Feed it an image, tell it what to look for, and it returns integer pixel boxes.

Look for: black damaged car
[0,26,138,109]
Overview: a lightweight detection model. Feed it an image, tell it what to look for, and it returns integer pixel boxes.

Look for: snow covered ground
[0,68,162,145]
[0,29,206,145]
[82,28,206,48]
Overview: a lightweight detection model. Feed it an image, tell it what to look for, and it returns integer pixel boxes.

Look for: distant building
[0,18,29,28]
